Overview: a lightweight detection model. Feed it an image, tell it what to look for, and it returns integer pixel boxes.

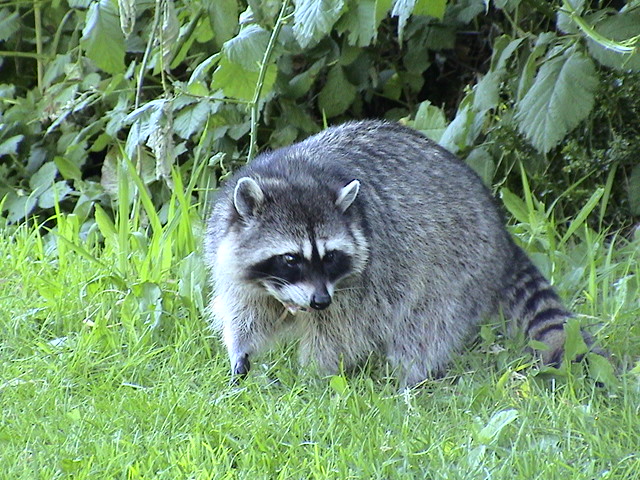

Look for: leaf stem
[247,0,291,161]
[561,0,638,54]
[0,50,44,59]
[133,0,163,176]
[51,9,75,58]
[136,0,163,111]
[34,0,43,92]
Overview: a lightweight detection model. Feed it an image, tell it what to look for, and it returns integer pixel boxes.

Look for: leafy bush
[0,0,638,229]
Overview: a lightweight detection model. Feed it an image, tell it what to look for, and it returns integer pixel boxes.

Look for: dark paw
[231,354,250,384]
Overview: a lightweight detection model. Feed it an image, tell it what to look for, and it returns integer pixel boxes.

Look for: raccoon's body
[205,120,579,386]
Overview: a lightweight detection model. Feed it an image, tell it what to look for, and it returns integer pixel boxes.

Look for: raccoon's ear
[233,177,264,218]
[335,179,360,213]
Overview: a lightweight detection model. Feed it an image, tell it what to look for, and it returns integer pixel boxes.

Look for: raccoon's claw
[231,354,250,383]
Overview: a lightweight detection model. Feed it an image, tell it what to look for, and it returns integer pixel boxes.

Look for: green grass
[1,178,639,479]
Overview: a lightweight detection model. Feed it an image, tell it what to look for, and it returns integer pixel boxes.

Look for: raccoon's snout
[310,291,332,310]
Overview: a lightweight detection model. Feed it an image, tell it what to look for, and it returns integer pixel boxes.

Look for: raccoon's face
[221,176,369,314]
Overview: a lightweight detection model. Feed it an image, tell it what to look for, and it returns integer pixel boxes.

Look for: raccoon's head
[219,175,369,314]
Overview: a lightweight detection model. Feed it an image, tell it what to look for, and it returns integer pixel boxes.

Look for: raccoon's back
[303,122,575,357]
[303,121,510,257]
[300,121,516,312]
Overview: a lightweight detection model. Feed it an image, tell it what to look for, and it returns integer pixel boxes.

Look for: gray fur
[204,120,581,386]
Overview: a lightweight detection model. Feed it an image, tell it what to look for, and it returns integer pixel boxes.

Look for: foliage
[0,0,639,230]
[1,3,640,476]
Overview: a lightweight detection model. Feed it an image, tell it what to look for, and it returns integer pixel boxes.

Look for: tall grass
[0,164,638,479]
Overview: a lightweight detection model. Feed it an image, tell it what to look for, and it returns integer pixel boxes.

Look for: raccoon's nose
[310,292,332,310]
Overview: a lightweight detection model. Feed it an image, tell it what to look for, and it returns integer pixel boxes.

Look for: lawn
[1,194,638,479]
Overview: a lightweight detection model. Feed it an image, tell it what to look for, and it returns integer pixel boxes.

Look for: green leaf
[559,187,604,246]
[451,0,485,24]
[54,156,83,182]
[467,445,486,469]
[211,56,277,101]
[529,339,550,352]
[439,103,483,153]
[473,69,503,111]
[494,0,524,12]
[124,100,166,160]
[284,59,325,99]
[225,24,271,71]
[317,66,357,118]
[132,282,163,327]
[337,0,391,47]
[329,375,350,395]
[556,0,585,34]
[0,134,24,157]
[404,16,455,52]
[465,147,495,186]
[381,71,403,100]
[101,149,153,199]
[94,203,117,239]
[563,318,589,362]
[39,181,73,209]
[410,100,447,143]
[500,187,529,224]
[209,0,239,48]
[174,101,211,140]
[515,48,598,153]
[586,11,640,72]
[5,192,38,223]
[0,8,20,42]
[529,252,552,280]
[0,83,15,99]
[29,162,58,195]
[188,53,221,85]
[491,35,525,71]
[293,0,345,48]
[60,457,83,474]
[585,353,617,388]
[414,0,446,20]
[392,0,449,40]
[246,0,282,29]
[81,0,125,74]
[628,164,640,216]
[516,33,556,101]
[477,409,519,445]
[479,324,495,344]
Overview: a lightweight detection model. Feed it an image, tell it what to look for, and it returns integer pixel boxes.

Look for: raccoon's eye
[282,253,301,267]
[322,250,351,281]
[324,250,346,265]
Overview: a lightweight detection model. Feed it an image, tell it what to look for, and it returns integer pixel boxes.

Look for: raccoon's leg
[223,322,254,379]
[390,343,450,389]
[298,331,342,376]
[385,307,471,388]
[213,294,281,382]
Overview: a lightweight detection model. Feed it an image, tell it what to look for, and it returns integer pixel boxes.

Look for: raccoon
[204,120,592,387]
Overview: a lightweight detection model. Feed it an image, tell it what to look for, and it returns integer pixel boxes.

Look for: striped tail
[501,246,576,366]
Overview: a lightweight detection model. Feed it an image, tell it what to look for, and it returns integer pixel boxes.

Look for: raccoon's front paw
[231,354,251,384]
